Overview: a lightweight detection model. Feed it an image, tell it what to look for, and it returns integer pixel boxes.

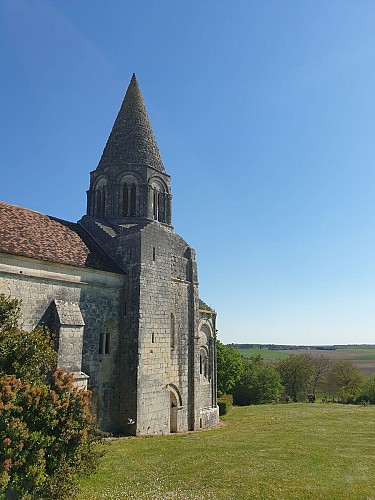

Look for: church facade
[0,75,219,435]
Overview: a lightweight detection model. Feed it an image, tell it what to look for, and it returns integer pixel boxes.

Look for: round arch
[167,383,182,407]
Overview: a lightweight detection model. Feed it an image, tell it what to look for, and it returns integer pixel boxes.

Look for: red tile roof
[0,202,122,273]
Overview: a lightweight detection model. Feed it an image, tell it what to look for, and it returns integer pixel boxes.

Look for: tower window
[96,190,102,217]
[96,187,106,218]
[152,332,155,343]
[153,247,156,261]
[123,183,129,216]
[101,189,106,218]
[153,189,159,220]
[123,181,137,217]
[130,183,136,216]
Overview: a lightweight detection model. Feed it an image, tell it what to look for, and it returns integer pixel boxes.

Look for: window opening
[153,189,159,220]
[152,332,155,343]
[104,329,110,354]
[124,300,127,316]
[99,331,104,354]
[101,189,106,218]
[123,183,129,216]
[96,190,102,217]
[170,313,175,349]
[153,247,156,261]
[130,183,136,216]
[200,349,209,378]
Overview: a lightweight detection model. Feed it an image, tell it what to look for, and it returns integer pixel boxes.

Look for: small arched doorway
[170,392,178,433]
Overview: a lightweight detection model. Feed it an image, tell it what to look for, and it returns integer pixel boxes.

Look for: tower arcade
[86,74,172,225]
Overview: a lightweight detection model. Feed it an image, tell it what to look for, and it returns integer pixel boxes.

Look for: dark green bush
[232,358,283,405]
[218,394,233,415]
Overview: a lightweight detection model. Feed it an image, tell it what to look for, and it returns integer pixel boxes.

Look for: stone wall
[0,252,125,432]
[137,222,173,434]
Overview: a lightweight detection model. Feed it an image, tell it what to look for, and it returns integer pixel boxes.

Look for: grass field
[236,346,375,375]
[235,347,290,361]
[78,404,375,499]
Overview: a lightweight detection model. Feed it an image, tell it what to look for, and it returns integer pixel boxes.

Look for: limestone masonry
[0,74,219,435]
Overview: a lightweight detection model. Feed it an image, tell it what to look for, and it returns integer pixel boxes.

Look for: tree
[276,355,313,402]
[310,355,331,395]
[361,375,375,404]
[0,325,57,386]
[216,341,244,396]
[325,360,365,403]
[232,357,283,405]
[0,295,102,498]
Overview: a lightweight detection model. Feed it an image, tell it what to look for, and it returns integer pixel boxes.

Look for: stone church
[0,74,219,436]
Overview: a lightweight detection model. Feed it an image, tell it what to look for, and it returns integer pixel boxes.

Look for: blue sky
[1,0,375,345]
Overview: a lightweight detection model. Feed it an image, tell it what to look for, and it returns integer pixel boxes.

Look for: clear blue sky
[1,0,375,345]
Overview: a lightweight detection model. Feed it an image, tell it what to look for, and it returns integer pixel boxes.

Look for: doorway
[170,392,178,433]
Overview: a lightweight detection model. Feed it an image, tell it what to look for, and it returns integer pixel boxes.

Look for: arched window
[104,329,110,354]
[96,190,102,216]
[99,326,111,354]
[100,188,106,218]
[199,322,213,381]
[170,313,175,349]
[130,183,136,216]
[95,183,106,218]
[153,189,159,220]
[200,349,208,378]
[99,331,104,354]
[150,179,168,223]
[122,179,137,217]
[123,183,129,216]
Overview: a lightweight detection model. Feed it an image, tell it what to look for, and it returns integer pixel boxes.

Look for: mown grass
[78,404,375,499]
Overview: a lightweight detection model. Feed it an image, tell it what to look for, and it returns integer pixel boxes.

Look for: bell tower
[86,74,172,226]
[79,74,219,436]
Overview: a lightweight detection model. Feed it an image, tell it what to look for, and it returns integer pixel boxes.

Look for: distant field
[235,347,290,360]
[235,346,375,375]
[79,404,375,499]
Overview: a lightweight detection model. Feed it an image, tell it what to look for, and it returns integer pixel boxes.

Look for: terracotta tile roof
[0,202,122,273]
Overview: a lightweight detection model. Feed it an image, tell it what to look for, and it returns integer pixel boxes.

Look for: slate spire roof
[97,73,165,173]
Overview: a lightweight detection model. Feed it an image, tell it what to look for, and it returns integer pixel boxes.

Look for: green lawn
[78,404,375,499]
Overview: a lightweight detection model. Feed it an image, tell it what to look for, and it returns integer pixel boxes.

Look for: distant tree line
[231,343,375,351]
[217,341,375,406]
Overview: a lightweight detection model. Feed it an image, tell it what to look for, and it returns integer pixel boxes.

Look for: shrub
[232,358,283,405]
[361,375,375,404]
[217,341,244,396]
[276,355,313,402]
[0,370,103,499]
[217,394,233,415]
[325,360,365,404]
[0,295,103,499]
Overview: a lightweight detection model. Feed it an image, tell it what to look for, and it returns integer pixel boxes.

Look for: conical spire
[97,74,165,172]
